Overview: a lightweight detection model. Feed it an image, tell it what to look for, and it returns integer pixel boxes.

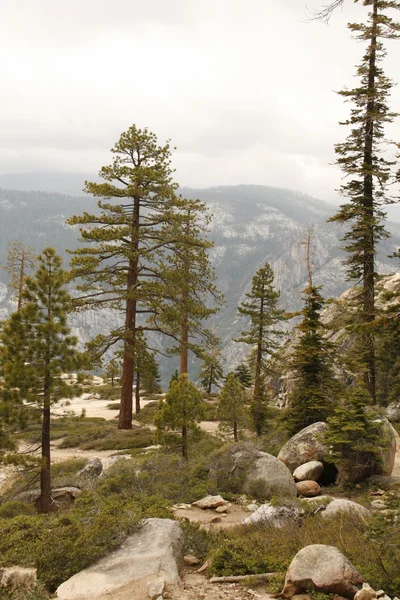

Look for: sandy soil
[79,569,275,600]
[52,393,160,421]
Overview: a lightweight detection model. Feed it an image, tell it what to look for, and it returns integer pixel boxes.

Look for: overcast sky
[1,0,399,204]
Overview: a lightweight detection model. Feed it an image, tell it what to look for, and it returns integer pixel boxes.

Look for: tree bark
[135,371,141,414]
[38,365,51,514]
[182,424,188,459]
[119,197,140,429]
[180,294,189,375]
[362,1,378,403]
[254,290,264,400]
[233,420,238,442]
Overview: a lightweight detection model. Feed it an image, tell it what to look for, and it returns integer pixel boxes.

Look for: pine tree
[236,261,286,433]
[323,384,384,482]
[288,230,339,433]
[104,358,122,388]
[288,285,339,434]
[234,363,252,388]
[155,374,204,459]
[153,200,222,375]
[217,373,246,441]
[199,346,224,394]
[327,1,400,402]
[67,125,180,430]
[0,248,81,513]
[1,241,36,311]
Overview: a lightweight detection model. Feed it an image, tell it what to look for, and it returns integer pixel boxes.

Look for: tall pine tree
[236,261,285,433]
[67,126,180,430]
[0,248,81,513]
[327,0,400,401]
[153,199,222,375]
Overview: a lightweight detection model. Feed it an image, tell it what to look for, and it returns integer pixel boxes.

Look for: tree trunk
[207,373,212,395]
[233,420,238,442]
[182,424,188,459]
[135,371,141,414]
[180,304,189,375]
[38,371,51,514]
[362,1,378,403]
[254,291,264,400]
[119,197,140,429]
[17,251,25,312]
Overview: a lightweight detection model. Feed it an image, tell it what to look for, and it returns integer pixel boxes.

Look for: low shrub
[208,510,400,596]
[0,501,36,519]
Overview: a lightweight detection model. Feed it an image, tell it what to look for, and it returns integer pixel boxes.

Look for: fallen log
[209,573,277,584]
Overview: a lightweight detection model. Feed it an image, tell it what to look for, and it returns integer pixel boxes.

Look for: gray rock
[210,443,297,499]
[283,544,363,598]
[147,576,166,600]
[321,499,371,521]
[278,422,330,473]
[386,400,400,423]
[370,500,386,510]
[78,458,103,478]
[296,480,321,498]
[56,518,183,599]
[18,487,82,509]
[100,455,132,473]
[192,495,229,509]
[246,503,259,512]
[243,502,301,527]
[293,461,324,482]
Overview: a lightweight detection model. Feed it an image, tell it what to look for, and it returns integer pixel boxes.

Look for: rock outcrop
[282,544,363,599]
[56,518,183,600]
[278,423,330,474]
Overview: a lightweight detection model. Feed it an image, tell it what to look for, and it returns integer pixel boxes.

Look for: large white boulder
[243,502,301,527]
[56,519,183,600]
[321,499,371,521]
[210,443,297,500]
[282,544,363,598]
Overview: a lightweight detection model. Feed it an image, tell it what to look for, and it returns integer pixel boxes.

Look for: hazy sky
[1,0,399,203]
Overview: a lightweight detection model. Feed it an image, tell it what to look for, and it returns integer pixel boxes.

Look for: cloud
[0,0,399,204]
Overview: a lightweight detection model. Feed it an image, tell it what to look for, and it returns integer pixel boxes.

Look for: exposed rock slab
[283,544,363,598]
[56,518,183,600]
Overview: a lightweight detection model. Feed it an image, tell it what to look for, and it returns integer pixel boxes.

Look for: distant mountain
[0,184,399,383]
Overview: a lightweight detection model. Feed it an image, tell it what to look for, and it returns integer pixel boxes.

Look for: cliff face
[1,184,399,382]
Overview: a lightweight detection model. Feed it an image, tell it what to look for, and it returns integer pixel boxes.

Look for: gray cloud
[0,0,399,204]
